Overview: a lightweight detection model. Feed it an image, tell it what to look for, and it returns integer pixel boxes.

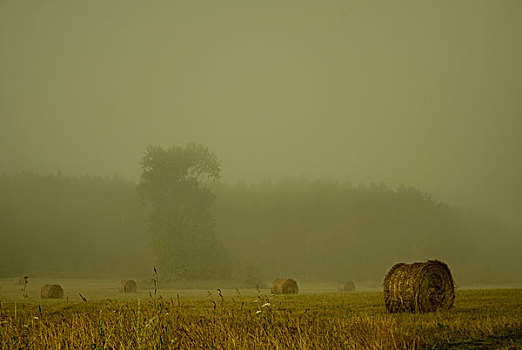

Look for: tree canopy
[138,143,230,280]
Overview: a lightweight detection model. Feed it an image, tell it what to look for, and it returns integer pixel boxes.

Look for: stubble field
[0,278,521,349]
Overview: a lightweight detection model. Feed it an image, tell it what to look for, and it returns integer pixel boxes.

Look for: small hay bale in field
[14,276,28,285]
[383,260,455,313]
[119,280,138,293]
[338,281,356,292]
[41,284,64,299]
[271,278,298,295]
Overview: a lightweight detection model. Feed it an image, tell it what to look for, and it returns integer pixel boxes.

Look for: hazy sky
[1,1,521,226]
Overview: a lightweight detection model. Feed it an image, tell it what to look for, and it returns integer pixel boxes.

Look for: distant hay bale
[271,278,298,295]
[41,284,64,299]
[366,280,380,289]
[338,281,356,292]
[383,260,455,313]
[119,280,137,293]
[14,276,27,285]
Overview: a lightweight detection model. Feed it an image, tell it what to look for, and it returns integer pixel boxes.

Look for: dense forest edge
[0,172,520,286]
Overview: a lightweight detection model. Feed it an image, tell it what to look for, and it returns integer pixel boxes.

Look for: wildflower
[33,316,39,320]
[262,302,270,308]
[255,310,262,315]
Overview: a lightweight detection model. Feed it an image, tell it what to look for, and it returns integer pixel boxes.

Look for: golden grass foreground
[0,289,521,349]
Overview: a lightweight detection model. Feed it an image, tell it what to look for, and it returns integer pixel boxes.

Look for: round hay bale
[338,281,356,292]
[383,260,455,313]
[14,276,28,285]
[271,278,298,295]
[41,284,64,299]
[119,280,137,293]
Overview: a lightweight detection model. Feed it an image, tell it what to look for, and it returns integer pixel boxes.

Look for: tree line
[0,145,520,285]
[213,179,521,284]
[0,172,150,278]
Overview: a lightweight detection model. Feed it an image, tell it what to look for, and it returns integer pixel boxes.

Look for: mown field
[0,278,521,349]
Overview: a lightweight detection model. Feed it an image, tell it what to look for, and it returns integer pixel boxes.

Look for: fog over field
[0,1,521,284]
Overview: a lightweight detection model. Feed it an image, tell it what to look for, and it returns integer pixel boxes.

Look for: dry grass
[0,287,520,349]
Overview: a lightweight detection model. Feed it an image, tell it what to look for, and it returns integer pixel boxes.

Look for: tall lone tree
[138,142,229,280]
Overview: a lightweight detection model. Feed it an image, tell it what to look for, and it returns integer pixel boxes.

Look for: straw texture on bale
[41,284,64,299]
[119,280,137,293]
[271,278,298,295]
[338,281,356,292]
[383,260,455,313]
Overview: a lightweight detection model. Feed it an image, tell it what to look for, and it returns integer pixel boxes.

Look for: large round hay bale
[41,284,64,299]
[271,278,298,295]
[383,260,455,313]
[119,280,137,293]
[338,281,356,292]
